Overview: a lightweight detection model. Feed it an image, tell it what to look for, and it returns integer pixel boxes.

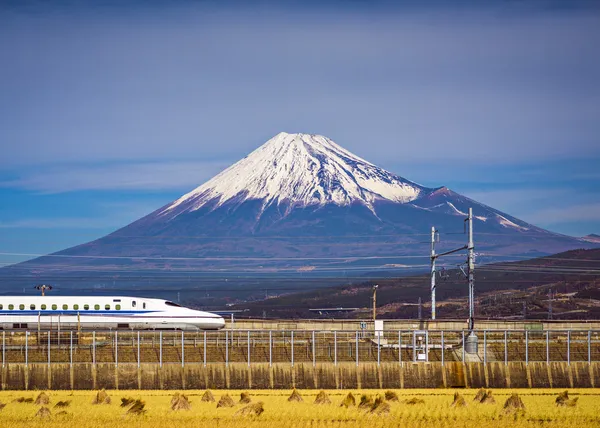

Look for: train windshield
[165,301,182,307]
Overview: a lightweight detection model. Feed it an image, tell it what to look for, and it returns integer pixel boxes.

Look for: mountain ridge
[2,132,596,288]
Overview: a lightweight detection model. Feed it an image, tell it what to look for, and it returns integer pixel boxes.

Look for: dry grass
[384,390,399,402]
[314,391,331,405]
[556,391,578,407]
[171,393,191,411]
[92,390,111,405]
[126,399,146,415]
[404,397,426,405]
[357,394,373,410]
[369,396,390,415]
[0,389,598,427]
[504,393,526,414]
[35,393,50,405]
[239,392,252,404]
[287,389,303,402]
[451,392,467,408]
[234,402,264,417]
[120,397,135,407]
[54,401,71,408]
[35,407,51,418]
[474,388,487,402]
[217,394,235,408]
[340,392,355,408]
[201,391,215,403]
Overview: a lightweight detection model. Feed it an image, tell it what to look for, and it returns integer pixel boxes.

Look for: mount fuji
[4,132,594,285]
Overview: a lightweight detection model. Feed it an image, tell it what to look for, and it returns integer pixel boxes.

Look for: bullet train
[0,296,225,330]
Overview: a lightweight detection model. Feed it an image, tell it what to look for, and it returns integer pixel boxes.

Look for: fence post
[70,331,73,367]
[414,331,417,363]
[137,331,140,368]
[461,331,465,363]
[377,329,381,366]
[399,330,402,364]
[567,330,571,365]
[588,330,591,364]
[332,331,337,366]
[48,330,51,366]
[269,330,272,367]
[247,330,251,367]
[291,331,294,367]
[93,331,96,365]
[546,330,550,364]
[2,331,4,368]
[181,331,185,368]
[203,331,207,367]
[312,331,316,367]
[355,331,359,367]
[225,330,229,367]
[25,331,28,367]
[525,330,529,365]
[159,331,163,368]
[441,331,444,366]
[483,331,487,365]
[504,331,508,365]
[115,330,118,366]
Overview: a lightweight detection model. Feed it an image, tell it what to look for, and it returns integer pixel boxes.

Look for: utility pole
[34,284,52,296]
[548,290,553,320]
[418,297,422,320]
[467,207,475,331]
[372,284,378,322]
[430,226,437,320]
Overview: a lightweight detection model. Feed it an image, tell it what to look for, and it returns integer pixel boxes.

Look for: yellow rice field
[0,389,599,428]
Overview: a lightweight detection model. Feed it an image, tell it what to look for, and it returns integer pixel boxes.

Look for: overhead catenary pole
[467,207,475,331]
[430,226,437,320]
[372,285,378,322]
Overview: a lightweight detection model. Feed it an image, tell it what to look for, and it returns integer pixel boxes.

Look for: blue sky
[1,1,599,265]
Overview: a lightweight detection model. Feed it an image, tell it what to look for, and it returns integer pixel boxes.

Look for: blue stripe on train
[0,310,157,315]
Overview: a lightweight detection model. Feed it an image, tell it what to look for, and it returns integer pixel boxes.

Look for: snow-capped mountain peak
[162,132,426,216]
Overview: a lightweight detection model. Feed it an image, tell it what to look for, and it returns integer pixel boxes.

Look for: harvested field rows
[0,389,599,427]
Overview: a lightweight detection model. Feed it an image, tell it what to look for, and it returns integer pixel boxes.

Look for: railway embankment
[1,361,598,390]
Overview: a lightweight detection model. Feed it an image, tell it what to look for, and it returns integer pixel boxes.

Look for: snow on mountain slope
[4,131,594,284]
[161,132,426,217]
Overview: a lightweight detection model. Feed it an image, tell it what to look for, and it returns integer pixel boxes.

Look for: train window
[52,304,57,310]
[94,304,100,310]
[41,304,46,310]
[115,304,121,310]
[143,303,146,309]
[73,304,79,310]
[30,304,35,310]
[19,304,25,310]
[132,301,136,308]
[62,304,68,310]
[84,304,89,310]
[8,304,14,310]
[0,304,3,309]
[165,301,182,307]
[105,304,110,310]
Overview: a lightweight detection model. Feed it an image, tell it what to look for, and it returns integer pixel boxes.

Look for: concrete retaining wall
[1,362,598,390]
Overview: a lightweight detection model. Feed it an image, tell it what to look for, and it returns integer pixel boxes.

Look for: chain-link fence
[1,330,599,366]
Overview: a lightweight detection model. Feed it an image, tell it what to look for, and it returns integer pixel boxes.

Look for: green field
[0,389,599,428]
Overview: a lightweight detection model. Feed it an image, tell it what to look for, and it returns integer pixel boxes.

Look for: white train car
[0,296,225,330]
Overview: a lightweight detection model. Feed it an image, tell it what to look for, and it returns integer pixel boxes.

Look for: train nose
[216,316,226,329]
